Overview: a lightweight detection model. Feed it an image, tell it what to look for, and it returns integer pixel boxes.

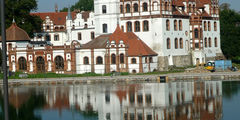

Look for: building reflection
[6,81,222,120]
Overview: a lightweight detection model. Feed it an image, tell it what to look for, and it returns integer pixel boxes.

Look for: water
[0,81,239,120]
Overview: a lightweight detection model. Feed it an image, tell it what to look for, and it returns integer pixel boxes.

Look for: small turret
[67,5,72,20]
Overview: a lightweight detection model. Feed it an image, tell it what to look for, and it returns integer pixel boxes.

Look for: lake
[0,80,240,120]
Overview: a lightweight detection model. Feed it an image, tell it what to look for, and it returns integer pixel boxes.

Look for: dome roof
[0,22,30,42]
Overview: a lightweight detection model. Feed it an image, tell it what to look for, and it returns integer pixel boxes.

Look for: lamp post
[1,0,9,120]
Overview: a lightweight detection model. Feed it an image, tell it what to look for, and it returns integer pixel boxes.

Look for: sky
[35,0,240,13]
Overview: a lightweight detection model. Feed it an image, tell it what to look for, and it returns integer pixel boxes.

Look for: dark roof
[81,34,110,49]
[0,22,30,42]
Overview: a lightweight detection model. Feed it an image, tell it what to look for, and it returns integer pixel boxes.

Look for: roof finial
[12,18,15,23]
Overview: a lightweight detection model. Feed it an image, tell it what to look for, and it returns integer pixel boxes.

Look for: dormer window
[111,40,116,44]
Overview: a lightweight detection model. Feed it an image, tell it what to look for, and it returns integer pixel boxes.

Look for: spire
[67,4,72,20]
[55,3,58,12]
[12,18,15,23]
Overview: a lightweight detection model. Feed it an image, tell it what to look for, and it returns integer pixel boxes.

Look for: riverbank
[2,71,240,86]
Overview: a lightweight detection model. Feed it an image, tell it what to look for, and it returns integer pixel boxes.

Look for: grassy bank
[0,68,185,79]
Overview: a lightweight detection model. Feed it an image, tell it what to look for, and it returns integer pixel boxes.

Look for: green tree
[60,0,94,12]
[220,3,240,61]
[0,0,42,37]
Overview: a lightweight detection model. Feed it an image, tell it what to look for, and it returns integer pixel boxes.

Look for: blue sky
[35,0,240,13]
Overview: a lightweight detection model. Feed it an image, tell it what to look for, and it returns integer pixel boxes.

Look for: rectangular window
[46,35,51,41]
[138,113,143,120]
[54,34,59,41]
[78,32,82,40]
[121,26,124,32]
[137,94,143,104]
[145,94,152,104]
[130,92,135,104]
[105,91,110,103]
[102,5,107,14]
[91,32,95,40]
[103,24,108,33]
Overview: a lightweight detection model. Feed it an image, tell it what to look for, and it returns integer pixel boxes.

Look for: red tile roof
[199,0,211,4]
[172,0,185,6]
[82,26,157,57]
[0,22,30,41]
[31,12,76,25]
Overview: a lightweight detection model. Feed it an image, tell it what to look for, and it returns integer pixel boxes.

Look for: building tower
[66,5,72,44]
[94,0,120,36]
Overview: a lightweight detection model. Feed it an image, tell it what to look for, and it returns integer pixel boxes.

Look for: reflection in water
[0,81,223,120]
[0,88,45,120]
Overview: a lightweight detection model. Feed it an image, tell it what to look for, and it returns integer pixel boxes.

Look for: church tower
[94,0,120,36]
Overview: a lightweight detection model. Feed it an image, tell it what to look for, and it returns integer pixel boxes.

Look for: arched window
[120,54,124,64]
[208,38,212,47]
[213,7,216,14]
[149,57,153,63]
[179,20,182,31]
[167,38,171,49]
[143,21,149,31]
[143,3,148,11]
[180,38,183,49]
[205,38,208,47]
[103,24,108,33]
[126,4,131,13]
[208,21,211,31]
[55,56,64,71]
[84,57,89,64]
[127,21,132,32]
[175,38,178,49]
[120,5,123,13]
[18,57,27,71]
[133,3,138,12]
[36,56,45,73]
[131,58,136,64]
[135,21,140,32]
[84,24,88,29]
[165,2,168,11]
[96,56,103,64]
[166,19,170,31]
[174,20,178,31]
[214,22,217,31]
[204,21,207,31]
[111,54,116,64]
[194,29,199,38]
[153,2,158,11]
[215,37,218,47]
[102,5,107,14]
[189,4,192,12]
[193,5,195,13]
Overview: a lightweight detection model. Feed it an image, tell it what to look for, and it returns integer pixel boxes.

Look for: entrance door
[36,56,45,73]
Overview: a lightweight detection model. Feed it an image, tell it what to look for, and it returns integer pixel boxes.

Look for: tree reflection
[222,81,240,99]
[0,90,45,120]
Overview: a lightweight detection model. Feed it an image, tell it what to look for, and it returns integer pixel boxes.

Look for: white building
[4,0,224,74]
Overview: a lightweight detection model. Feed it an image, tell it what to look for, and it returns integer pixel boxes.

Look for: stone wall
[173,55,192,67]
[157,56,169,71]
